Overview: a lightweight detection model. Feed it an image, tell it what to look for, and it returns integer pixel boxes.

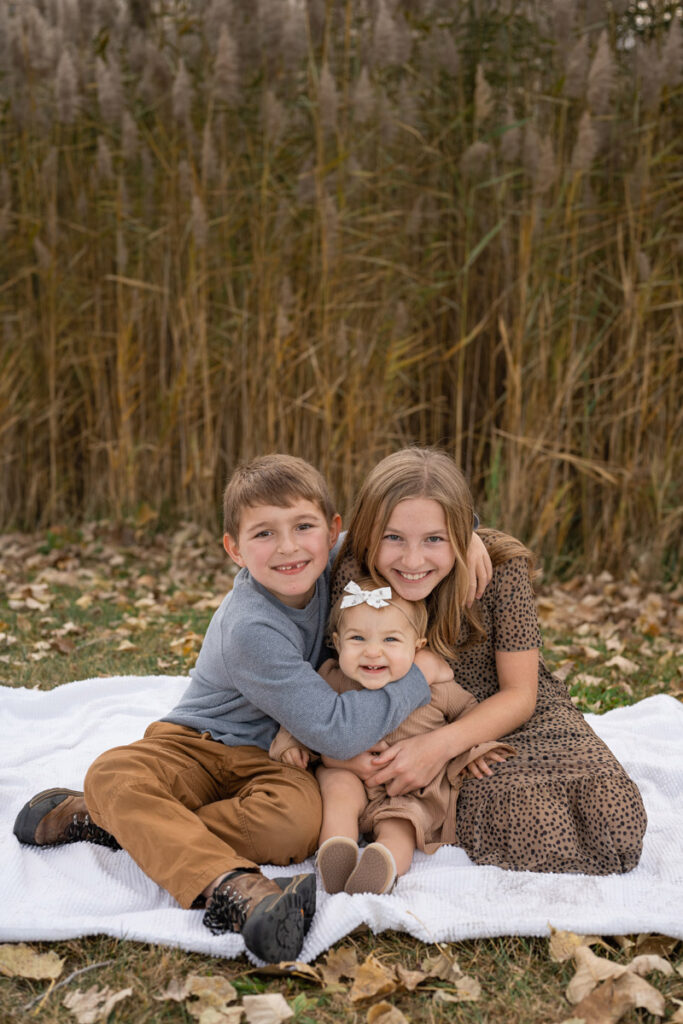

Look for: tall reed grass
[0,0,681,575]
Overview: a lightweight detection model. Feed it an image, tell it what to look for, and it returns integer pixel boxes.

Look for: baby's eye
[349,634,365,642]
[384,636,400,643]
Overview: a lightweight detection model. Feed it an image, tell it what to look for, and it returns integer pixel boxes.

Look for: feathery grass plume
[373,0,400,66]
[190,194,208,249]
[95,136,114,184]
[500,107,521,163]
[34,237,52,270]
[96,54,123,125]
[534,134,557,195]
[661,15,683,88]
[635,40,662,111]
[213,24,239,105]
[587,30,616,114]
[172,59,193,126]
[116,228,128,274]
[318,62,338,134]
[522,122,541,178]
[201,121,218,182]
[55,49,80,124]
[396,80,419,131]
[428,27,459,75]
[138,40,172,108]
[636,250,651,283]
[474,65,494,126]
[564,33,589,99]
[178,158,193,204]
[263,88,286,145]
[22,6,54,74]
[297,157,315,205]
[377,87,397,145]
[571,110,599,172]
[121,110,139,162]
[552,0,575,48]
[205,0,233,42]
[352,66,374,124]
[257,0,285,57]
[282,0,308,68]
[460,140,492,179]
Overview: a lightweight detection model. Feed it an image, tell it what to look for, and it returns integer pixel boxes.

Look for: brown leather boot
[13,788,120,849]
[203,869,306,962]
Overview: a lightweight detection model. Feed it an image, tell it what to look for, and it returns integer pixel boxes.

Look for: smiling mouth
[360,665,387,673]
[395,569,431,581]
[273,561,309,574]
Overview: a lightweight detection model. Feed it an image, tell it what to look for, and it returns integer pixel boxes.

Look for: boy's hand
[462,750,509,779]
[413,648,454,687]
[466,530,492,606]
[282,747,310,770]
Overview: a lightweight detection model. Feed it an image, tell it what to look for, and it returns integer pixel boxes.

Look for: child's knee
[317,767,366,809]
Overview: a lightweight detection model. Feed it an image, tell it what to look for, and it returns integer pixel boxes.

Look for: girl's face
[334,602,425,690]
[374,497,456,602]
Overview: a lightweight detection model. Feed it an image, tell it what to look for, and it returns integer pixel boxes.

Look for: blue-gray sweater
[162,549,430,759]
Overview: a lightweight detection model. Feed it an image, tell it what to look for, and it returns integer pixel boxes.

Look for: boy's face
[333,602,426,690]
[224,500,341,609]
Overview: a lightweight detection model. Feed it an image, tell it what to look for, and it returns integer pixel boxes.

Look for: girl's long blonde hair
[335,447,532,659]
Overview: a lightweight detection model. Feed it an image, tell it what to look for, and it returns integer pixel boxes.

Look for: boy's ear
[328,513,342,548]
[415,637,427,651]
[223,533,246,568]
[332,631,341,653]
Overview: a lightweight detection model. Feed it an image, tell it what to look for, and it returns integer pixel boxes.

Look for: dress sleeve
[490,555,542,652]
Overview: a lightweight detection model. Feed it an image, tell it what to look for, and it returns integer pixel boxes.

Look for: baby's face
[334,602,423,690]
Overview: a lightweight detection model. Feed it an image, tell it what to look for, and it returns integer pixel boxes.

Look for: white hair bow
[340,580,392,609]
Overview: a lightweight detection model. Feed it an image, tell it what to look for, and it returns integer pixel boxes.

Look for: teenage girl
[326,448,646,875]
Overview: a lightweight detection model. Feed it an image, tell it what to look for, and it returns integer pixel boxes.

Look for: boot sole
[241,891,305,962]
[13,789,84,845]
[273,873,316,933]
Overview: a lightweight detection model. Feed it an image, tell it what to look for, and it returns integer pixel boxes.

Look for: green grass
[1,524,682,1023]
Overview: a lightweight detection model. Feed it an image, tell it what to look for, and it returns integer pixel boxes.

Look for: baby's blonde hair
[329,574,428,639]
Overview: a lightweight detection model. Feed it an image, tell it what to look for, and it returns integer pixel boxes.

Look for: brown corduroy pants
[84,721,322,909]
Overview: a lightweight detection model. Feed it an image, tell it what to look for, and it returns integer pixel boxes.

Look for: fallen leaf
[422,951,465,984]
[395,963,428,990]
[0,943,64,979]
[627,952,673,977]
[62,984,132,1023]
[349,955,397,1004]
[571,976,632,1024]
[154,976,189,1002]
[320,946,358,984]
[549,928,602,963]
[614,971,665,1015]
[366,1002,409,1023]
[432,976,482,1003]
[242,992,293,1023]
[566,947,625,1003]
[633,933,679,956]
[185,973,238,1019]
[604,655,639,675]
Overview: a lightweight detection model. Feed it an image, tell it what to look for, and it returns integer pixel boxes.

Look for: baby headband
[340,580,392,609]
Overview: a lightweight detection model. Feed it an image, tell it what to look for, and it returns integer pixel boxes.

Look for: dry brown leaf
[349,955,398,1004]
[62,984,132,1023]
[395,963,429,991]
[566,947,626,1003]
[242,992,293,1023]
[183,973,239,1020]
[319,946,358,985]
[627,952,673,977]
[604,655,639,675]
[421,951,464,983]
[571,977,632,1024]
[366,1002,409,1023]
[633,932,680,956]
[193,1007,243,1024]
[573,673,605,688]
[0,943,64,979]
[613,971,665,1015]
[549,928,602,962]
[432,976,482,1003]
[154,976,189,1002]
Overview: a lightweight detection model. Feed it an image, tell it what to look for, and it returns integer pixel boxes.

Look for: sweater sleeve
[225,621,431,759]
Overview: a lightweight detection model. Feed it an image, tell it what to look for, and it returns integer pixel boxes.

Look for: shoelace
[203,881,250,935]
[64,814,121,849]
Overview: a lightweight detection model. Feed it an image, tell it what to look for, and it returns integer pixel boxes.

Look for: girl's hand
[463,750,509,779]
[466,530,493,606]
[321,741,389,782]
[282,746,310,770]
[364,732,450,795]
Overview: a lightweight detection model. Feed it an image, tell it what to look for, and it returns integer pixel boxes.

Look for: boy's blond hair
[223,453,336,537]
[329,574,428,639]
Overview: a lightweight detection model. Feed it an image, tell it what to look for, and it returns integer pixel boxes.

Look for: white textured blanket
[2,676,682,963]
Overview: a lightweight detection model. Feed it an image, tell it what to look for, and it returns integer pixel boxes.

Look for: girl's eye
[383,533,402,542]
[426,535,446,543]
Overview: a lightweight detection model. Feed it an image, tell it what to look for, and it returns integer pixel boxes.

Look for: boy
[13,455,436,963]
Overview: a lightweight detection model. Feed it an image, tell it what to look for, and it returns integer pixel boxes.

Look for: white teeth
[274,561,306,571]
[397,571,429,581]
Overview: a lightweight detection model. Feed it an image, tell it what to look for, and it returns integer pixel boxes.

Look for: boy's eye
[254,530,272,538]
[295,522,316,531]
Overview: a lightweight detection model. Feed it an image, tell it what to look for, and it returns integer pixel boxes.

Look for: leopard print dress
[331,533,647,875]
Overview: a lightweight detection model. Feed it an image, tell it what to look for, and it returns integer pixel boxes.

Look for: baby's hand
[282,746,310,770]
[463,750,509,779]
